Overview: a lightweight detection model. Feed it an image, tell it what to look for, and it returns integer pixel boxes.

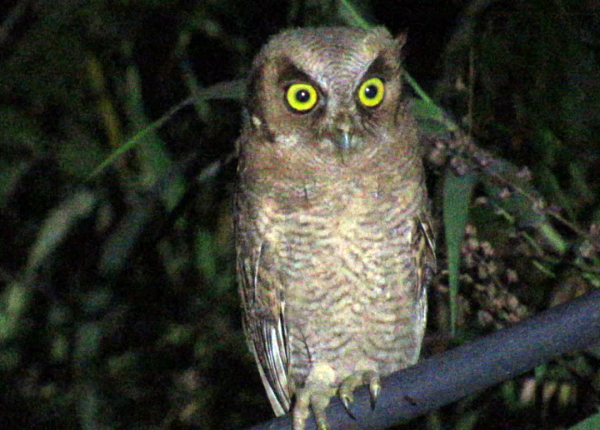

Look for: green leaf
[25,190,97,280]
[339,0,372,29]
[444,168,477,336]
[568,412,600,430]
[87,79,246,182]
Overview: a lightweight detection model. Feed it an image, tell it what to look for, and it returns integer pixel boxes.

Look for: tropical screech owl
[234,26,436,430]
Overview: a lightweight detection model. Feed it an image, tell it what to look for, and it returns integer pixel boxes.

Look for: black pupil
[364,84,378,99]
[296,89,310,103]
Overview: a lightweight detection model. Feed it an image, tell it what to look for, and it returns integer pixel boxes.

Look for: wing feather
[414,212,436,297]
[235,198,291,416]
[413,211,437,335]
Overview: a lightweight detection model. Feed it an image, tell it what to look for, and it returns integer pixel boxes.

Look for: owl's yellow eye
[358,77,385,107]
[285,83,318,113]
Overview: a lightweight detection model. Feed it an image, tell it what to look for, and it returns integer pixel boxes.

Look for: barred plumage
[235,27,436,430]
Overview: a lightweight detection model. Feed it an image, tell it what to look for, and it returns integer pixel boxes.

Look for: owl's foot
[339,370,381,414]
[294,385,335,430]
[293,363,337,430]
[293,366,381,430]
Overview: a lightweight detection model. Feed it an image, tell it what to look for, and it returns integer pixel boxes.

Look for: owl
[234,27,436,430]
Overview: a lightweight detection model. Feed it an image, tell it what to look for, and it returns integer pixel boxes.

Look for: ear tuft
[395,32,408,51]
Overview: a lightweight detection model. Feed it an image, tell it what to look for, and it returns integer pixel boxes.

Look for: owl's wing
[413,212,437,306]
[236,203,291,416]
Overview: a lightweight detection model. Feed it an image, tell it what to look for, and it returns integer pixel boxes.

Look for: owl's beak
[333,126,356,151]
[332,128,358,164]
[332,129,357,164]
[331,118,360,161]
[339,131,353,151]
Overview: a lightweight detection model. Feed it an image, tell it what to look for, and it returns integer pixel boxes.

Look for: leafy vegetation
[0,1,598,429]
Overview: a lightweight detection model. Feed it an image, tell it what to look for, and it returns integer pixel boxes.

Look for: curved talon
[340,394,352,413]
[340,394,357,420]
[338,373,361,412]
[338,370,382,416]
[363,371,381,410]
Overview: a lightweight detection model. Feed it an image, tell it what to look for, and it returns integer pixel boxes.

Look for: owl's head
[244,27,414,170]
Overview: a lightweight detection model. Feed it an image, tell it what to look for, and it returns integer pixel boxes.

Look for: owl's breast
[277,183,425,376]
[273,177,421,291]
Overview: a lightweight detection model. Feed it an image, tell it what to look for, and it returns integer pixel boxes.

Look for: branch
[245,290,600,430]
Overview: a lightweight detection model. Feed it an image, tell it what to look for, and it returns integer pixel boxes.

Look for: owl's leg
[293,363,337,430]
[339,370,381,412]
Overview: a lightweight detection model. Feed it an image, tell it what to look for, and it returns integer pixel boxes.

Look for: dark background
[0,0,599,429]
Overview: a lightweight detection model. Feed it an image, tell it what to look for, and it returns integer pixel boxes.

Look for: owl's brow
[275,59,322,89]
[360,56,397,82]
